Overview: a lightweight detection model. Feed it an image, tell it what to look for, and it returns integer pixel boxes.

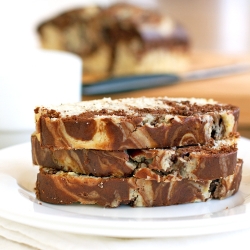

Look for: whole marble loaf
[33,97,243,207]
[36,3,189,77]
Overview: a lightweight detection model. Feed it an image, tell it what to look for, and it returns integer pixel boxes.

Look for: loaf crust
[35,159,242,207]
[34,97,240,150]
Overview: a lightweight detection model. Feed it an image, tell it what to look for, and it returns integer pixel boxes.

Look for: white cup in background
[0,49,82,149]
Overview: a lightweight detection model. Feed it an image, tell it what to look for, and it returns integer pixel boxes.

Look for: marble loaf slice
[35,159,243,207]
[32,134,239,179]
[34,97,240,150]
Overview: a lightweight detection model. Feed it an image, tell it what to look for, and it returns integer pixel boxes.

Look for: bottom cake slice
[35,159,242,207]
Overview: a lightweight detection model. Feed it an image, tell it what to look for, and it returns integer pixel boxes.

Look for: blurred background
[1,0,250,54]
[0,0,250,148]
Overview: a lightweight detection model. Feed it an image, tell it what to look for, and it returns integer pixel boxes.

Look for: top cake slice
[34,97,239,150]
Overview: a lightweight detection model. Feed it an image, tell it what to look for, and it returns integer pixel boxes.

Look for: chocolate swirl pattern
[35,97,239,150]
[36,160,242,207]
[32,134,238,179]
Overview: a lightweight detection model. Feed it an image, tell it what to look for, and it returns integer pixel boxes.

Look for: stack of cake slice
[32,97,243,207]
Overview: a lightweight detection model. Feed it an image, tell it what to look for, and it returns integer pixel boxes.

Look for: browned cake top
[37,6,102,31]
[35,97,239,119]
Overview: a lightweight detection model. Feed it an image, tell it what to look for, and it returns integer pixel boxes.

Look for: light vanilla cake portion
[34,97,240,150]
[37,3,190,77]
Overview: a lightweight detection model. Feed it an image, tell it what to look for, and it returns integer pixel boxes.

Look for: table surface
[82,51,250,129]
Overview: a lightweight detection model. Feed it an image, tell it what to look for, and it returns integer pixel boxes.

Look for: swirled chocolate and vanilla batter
[33,96,243,207]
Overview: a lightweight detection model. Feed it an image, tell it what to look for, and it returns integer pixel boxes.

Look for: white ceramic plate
[0,138,250,238]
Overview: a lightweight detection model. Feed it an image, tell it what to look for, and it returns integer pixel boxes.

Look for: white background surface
[0,49,82,149]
